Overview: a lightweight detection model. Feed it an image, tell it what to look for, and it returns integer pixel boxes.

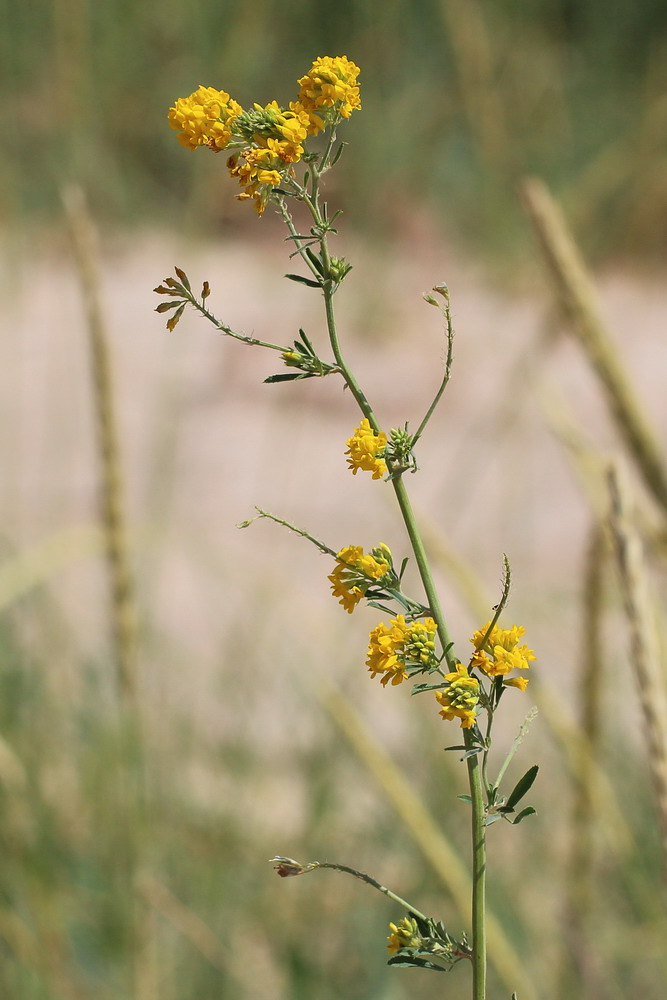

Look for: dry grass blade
[607,459,667,880]
[520,176,667,516]
[62,185,138,705]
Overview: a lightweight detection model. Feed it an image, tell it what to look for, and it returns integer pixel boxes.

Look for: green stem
[316,229,487,1000]
[315,862,429,921]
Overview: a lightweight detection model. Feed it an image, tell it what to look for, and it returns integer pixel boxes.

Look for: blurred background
[2,2,667,998]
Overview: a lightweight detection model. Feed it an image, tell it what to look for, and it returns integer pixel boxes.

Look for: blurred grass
[3,0,667,261]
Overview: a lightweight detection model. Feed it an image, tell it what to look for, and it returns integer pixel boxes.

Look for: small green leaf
[305,247,325,275]
[387,954,448,973]
[296,328,317,355]
[501,765,539,813]
[457,794,472,804]
[284,273,322,288]
[411,681,447,695]
[264,373,311,383]
[444,745,468,752]
[330,141,347,167]
[510,807,536,825]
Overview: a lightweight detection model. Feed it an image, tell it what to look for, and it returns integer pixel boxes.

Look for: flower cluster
[167,86,242,151]
[367,615,438,686]
[386,916,421,955]
[328,544,392,614]
[469,621,536,690]
[296,55,361,130]
[434,664,480,729]
[168,57,361,213]
[345,418,388,479]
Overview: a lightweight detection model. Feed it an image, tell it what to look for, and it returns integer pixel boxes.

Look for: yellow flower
[345,418,387,479]
[367,616,438,686]
[504,676,529,691]
[168,86,242,151]
[435,664,480,729]
[297,55,361,132]
[469,620,535,684]
[328,544,391,613]
[387,916,420,955]
[227,138,300,214]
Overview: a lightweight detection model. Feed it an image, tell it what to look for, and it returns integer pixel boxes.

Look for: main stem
[317,232,487,999]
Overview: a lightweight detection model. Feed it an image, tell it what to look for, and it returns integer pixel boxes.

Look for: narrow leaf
[155,301,184,313]
[305,247,325,275]
[511,806,536,825]
[411,681,447,695]
[457,794,472,804]
[502,765,539,813]
[174,267,191,291]
[284,273,322,289]
[387,954,448,973]
[484,813,503,827]
[264,373,311,383]
[166,303,186,331]
[330,141,347,167]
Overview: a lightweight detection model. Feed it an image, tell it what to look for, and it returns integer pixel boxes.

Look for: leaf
[411,681,447,695]
[444,745,468,752]
[155,300,184,313]
[330,141,347,167]
[500,765,539,813]
[284,273,322,288]
[387,954,448,973]
[296,328,316,355]
[484,813,503,827]
[174,267,191,291]
[305,247,325,275]
[264,373,311,383]
[166,303,186,331]
[457,794,472,804]
[510,807,536,825]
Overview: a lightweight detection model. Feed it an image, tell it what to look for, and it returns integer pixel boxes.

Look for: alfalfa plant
[157,56,538,1000]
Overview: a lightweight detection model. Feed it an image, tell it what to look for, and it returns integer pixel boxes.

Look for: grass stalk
[559,522,606,996]
[520,176,667,515]
[607,460,667,881]
[62,185,138,706]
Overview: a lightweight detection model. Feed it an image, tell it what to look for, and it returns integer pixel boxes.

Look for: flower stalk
[160,56,541,1000]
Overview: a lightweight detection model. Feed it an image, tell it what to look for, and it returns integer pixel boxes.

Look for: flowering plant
[158,56,539,1000]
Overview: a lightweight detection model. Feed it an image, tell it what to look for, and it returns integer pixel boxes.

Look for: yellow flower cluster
[469,621,535,690]
[435,664,480,729]
[297,55,361,129]
[386,916,420,955]
[367,615,438,686]
[345,418,388,479]
[328,544,391,614]
[168,57,361,214]
[168,86,242,151]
